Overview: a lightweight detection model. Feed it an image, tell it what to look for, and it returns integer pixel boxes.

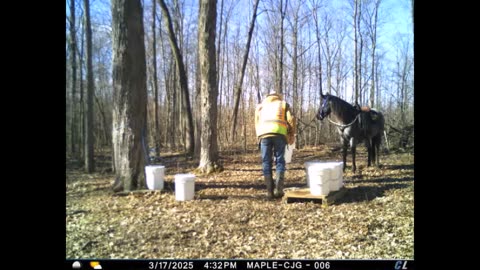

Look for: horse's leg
[371,142,376,166]
[366,139,372,167]
[341,138,348,172]
[373,135,380,167]
[350,138,357,173]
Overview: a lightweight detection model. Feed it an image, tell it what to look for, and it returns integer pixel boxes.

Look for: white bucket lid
[308,165,331,174]
[146,165,165,170]
[146,165,165,168]
[304,160,322,166]
[146,165,165,175]
[175,173,196,183]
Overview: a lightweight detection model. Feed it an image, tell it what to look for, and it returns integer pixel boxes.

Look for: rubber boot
[264,175,274,200]
[274,172,285,198]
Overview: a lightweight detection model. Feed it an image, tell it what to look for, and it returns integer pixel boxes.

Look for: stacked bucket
[304,161,344,196]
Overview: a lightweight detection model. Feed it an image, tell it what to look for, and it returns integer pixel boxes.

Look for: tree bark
[78,18,85,161]
[111,0,148,192]
[94,93,110,147]
[278,0,288,95]
[354,0,359,104]
[84,0,95,173]
[152,0,160,158]
[197,0,222,174]
[69,0,77,156]
[369,1,379,107]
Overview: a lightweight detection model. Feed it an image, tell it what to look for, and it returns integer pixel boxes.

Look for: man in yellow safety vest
[255,91,296,199]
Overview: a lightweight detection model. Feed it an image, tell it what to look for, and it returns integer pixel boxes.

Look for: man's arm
[286,104,296,144]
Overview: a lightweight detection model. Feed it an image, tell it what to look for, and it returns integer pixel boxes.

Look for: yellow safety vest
[256,100,288,137]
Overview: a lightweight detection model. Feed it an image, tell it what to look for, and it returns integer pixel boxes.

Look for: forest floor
[66,144,414,259]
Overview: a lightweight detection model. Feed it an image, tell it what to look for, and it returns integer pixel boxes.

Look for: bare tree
[366,0,381,108]
[84,0,95,173]
[78,16,85,160]
[311,0,323,96]
[152,0,161,158]
[197,0,222,173]
[158,0,195,156]
[65,0,412,155]
[353,0,359,104]
[69,0,78,157]
[278,0,288,94]
[230,0,260,142]
[111,0,148,192]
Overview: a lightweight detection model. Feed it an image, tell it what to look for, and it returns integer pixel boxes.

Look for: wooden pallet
[283,187,347,206]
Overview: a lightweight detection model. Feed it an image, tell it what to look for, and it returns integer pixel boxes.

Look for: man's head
[266,91,282,100]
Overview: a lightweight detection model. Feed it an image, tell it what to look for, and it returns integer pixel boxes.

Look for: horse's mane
[327,95,358,121]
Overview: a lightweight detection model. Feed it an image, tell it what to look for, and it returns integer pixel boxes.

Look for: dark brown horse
[316,93,385,172]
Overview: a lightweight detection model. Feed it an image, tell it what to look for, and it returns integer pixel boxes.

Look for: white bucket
[305,160,323,187]
[329,178,340,191]
[145,165,165,190]
[336,174,344,190]
[322,162,341,191]
[330,162,344,190]
[308,166,331,196]
[328,162,343,179]
[305,161,343,187]
[285,142,295,163]
[310,182,330,196]
[175,174,196,201]
[305,162,332,185]
[304,161,319,186]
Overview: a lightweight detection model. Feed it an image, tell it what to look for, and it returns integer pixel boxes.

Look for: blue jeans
[260,135,287,176]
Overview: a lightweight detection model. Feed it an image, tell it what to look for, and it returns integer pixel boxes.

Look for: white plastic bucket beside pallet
[175,174,196,201]
[145,165,165,190]
[285,142,295,163]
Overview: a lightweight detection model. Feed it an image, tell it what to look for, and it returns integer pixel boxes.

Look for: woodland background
[66,0,414,259]
[65,0,413,166]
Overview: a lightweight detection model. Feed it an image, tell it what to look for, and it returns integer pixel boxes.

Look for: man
[255,91,296,199]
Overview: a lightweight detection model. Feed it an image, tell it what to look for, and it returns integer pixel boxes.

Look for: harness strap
[327,113,360,129]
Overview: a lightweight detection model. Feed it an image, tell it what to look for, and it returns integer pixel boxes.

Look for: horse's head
[316,94,331,120]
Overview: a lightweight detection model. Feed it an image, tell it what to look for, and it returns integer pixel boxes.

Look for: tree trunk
[194,21,202,157]
[312,3,323,97]
[94,93,110,147]
[216,0,224,88]
[152,0,160,158]
[278,0,287,95]
[79,19,85,161]
[354,0,359,104]
[84,0,95,173]
[230,0,259,142]
[369,0,380,108]
[292,5,299,115]
[197,0,222,174]
[111,0,148,192]
[69,0,77,157]
[158,0,195,156]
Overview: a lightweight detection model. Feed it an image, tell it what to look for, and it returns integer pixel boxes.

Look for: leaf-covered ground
[66,144,413,259]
